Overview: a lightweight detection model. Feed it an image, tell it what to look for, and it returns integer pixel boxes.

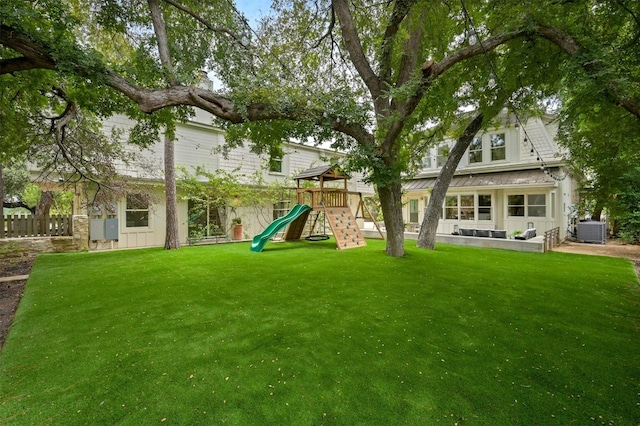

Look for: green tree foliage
[1,160,29,204]
[614,166,640,244]
[177,166,286,240]
[549,0,640,230]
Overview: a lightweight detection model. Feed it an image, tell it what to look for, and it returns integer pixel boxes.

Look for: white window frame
[459,195,475,221]
[437,144,450,168]
[125,193,150,228]
[527,194,546,217]
[490,133,506,161]
[409,199,419,223]
[507,193,547,218]
[478,194,492,221]
[443,194,477,221]
[507,194,525,217]
[269,155,283,174]
[469,136,483,164]
[422,152,432,169]
[444,195,458,220]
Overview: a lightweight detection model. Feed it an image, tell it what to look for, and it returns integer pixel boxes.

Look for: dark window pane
[126,211,148,227]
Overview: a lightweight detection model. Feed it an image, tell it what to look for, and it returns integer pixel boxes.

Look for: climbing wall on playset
[324,207,366,250]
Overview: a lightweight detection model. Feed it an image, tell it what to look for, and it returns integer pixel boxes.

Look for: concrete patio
[362,229,546,253]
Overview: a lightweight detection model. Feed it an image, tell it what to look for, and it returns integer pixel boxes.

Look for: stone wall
[0,215,88,255]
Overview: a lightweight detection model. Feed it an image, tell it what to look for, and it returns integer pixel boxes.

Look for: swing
[305,210,330,241]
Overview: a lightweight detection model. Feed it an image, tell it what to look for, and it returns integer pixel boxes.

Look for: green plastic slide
[250,204,312,252]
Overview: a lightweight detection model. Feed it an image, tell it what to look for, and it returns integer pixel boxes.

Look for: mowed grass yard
[0,238,638,425]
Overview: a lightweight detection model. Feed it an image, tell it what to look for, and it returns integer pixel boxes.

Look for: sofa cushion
[475,229,490,237]
[491,230,507,239]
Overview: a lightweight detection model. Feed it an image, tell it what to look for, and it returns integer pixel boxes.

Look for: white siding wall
[91,113,373,249]
[174,123,222,172]
[417,115,561,175]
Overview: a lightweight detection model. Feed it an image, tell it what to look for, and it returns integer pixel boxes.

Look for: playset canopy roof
[293,165,350,182]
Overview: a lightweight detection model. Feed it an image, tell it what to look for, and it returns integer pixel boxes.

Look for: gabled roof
[294,165,349,181]
[404,168,558,191]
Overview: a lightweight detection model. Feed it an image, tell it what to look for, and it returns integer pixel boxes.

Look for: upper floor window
[126,193,149,227]
[269,155,283,173]
[437,144,450,168]
[490,133,506,161]
[469,136,483,163]
[422,153,432,169]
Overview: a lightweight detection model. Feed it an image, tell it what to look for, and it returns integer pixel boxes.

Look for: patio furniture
[491,230,507,239]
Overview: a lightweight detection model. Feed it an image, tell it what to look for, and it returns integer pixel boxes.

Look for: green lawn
[0,239,638,425]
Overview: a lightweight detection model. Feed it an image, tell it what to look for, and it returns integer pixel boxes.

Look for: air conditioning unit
[576,220,606,244]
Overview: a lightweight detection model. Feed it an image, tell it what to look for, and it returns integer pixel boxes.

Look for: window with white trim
[469,136,483,163]
[269,155,283,173]
[460,195,475,220]
[437,144,450,168]
[508,194,525,216]
[528,194,546,217]
[409,199,419,223]
[444,195,458,219]
[478,194,492,220]
[490,133,506,161]
[443,194,476,220]
[508,194,546,218]
[422,153,432,169]
[126,193,149,227]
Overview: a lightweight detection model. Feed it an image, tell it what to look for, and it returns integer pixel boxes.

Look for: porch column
[73,215,89,251]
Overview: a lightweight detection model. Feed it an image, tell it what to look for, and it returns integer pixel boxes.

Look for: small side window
[126,193,149,227]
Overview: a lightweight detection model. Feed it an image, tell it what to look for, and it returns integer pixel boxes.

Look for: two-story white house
[71,106,373,251]
[402,113,577,240]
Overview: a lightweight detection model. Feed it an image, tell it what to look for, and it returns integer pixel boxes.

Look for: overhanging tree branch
[162,0,248,49]
[0,25,58,73]
[535,23,640,119]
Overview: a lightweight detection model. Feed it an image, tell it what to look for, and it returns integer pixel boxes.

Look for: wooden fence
[2,215,73,238]
[544,227,560,252]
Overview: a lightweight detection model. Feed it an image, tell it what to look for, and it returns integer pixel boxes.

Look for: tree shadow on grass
[259,238,338,253]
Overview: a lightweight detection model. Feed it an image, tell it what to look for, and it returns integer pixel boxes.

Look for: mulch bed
[0,255,35,350]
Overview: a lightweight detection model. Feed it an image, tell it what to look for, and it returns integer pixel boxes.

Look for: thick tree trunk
[0,165,4,213]
[36,191,54,216]
[417,113,485,249]
[378,180,405,257]
[164,134,181,250]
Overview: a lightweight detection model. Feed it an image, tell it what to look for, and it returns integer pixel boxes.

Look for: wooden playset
[283,165,384,250]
